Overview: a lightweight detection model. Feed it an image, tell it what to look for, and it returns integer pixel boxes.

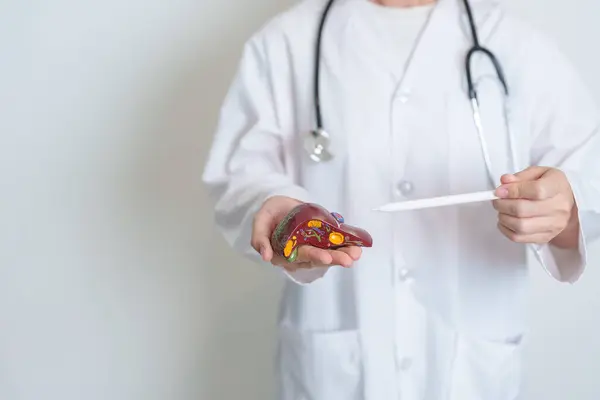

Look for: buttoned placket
[390,84,427,400]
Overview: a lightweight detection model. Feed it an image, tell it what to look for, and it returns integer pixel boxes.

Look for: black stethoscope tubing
[312,0,510,135]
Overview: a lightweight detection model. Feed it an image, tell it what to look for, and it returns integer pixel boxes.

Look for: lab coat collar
[334,0,503,41]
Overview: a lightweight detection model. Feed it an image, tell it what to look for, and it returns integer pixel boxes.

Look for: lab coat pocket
[447,333,524,400]
[277,327,363,400]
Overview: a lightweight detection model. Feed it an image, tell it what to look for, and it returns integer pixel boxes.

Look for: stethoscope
[305,0,518,188]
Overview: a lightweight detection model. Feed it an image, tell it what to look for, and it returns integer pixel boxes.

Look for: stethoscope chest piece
[304,128,334,162]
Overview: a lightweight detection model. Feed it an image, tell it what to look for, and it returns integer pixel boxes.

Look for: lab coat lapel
[388,0,506,99]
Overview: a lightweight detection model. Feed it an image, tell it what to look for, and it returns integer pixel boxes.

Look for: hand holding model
[251,196,372,272]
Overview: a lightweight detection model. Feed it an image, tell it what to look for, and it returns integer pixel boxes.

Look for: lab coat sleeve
[524,33,600,284]
[202,35,331,285]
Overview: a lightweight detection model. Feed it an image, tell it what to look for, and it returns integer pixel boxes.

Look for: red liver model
[270,203,373,263]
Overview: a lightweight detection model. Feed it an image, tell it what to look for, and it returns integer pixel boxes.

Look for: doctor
[203,0,600,398]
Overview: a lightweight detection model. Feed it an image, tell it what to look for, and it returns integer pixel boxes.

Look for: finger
[497,222,554,244]
[327,249,356,268]
[275,246,361,269]
[498,214,556,235]
[270,246,330,267]
[270,255,294,269]
[271,253,335,271]
[495,180,554,201]
[271,257,316,272]
[297,246,334,265]
[251,208,277,261]
[273,244,363,269]
[500,174,519,185]
[492,198,554,218]
[336,246,363,261]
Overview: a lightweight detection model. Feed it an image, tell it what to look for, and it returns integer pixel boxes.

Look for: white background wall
[1,1,599,399]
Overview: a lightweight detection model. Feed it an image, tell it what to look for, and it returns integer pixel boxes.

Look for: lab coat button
[398,268,412,282]
[398,357,413,371]
[396,180,414,196]
[397,88,411,103]
[348,349,358,365]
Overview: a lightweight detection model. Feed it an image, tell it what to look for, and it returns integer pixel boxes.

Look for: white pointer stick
[373,190,499,212]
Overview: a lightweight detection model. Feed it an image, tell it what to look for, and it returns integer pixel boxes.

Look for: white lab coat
[202,0,600,399]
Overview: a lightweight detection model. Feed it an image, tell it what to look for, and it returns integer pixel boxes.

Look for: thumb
[496,166,552,199]
[499,166,548,185]
[500,174,519,185]
[251,207,277,262]
[512,166,549,181]
[496,180,548,200]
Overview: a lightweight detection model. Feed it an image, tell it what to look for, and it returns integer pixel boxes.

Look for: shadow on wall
[117,2,295,399]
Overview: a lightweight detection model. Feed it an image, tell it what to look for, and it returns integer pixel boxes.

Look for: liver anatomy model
[270,203,373,263]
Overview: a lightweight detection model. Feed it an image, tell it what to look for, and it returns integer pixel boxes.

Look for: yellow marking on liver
[284,238,297,257]
[329,232,344,245]
[307,220,322,228]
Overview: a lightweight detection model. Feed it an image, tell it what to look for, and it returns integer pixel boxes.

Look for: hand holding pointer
[493,166,579,248]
